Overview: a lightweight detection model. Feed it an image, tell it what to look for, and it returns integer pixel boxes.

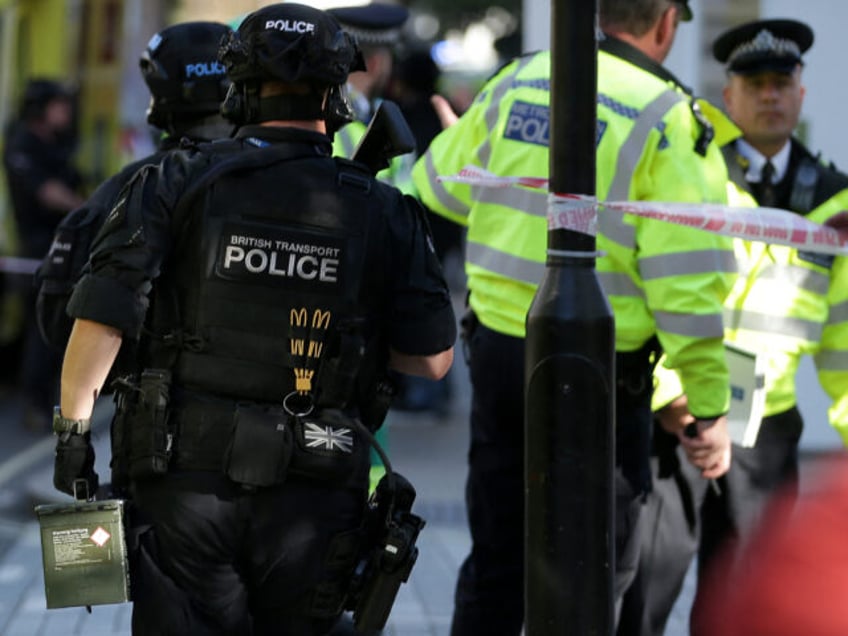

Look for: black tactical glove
[54,431,99,498]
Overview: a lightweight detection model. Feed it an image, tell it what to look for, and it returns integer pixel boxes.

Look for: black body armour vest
[144,145,391,412]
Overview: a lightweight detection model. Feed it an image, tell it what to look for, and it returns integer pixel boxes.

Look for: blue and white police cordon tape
[441,166,848,256]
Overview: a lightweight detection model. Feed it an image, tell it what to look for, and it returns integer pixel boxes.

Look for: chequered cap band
[727,29,802,67]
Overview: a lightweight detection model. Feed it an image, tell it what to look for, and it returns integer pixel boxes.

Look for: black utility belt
[176,402,367,487]
[114,386,367,489]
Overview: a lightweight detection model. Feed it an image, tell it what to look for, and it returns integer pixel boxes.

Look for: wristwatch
[52,406,91,435]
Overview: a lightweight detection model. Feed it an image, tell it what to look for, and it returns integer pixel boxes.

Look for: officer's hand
[677,416,731,479]
[54,432,99,498]
[430,94,458,129]
[656,395,694,436]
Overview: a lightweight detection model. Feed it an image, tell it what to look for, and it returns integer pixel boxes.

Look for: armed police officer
[37,20,234,358]
[53,4,456,634]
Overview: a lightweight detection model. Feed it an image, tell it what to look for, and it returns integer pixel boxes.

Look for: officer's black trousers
[618,408,802,636]
[450,324,646,636]
[130,471,366,636]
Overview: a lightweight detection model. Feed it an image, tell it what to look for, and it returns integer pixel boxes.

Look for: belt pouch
[290,410,365,483]
[225,404,293,487]
[110,402,131,491]
[128,369,172,481]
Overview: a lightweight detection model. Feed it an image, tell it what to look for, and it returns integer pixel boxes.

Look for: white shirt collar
[735,138,791,183]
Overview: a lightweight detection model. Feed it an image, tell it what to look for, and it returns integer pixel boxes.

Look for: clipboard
[725,342,766,448]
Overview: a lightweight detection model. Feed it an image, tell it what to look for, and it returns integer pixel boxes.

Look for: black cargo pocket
[225,404,293,488]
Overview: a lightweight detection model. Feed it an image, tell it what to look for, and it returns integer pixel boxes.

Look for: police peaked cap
[140,21,232,117]
[713,19,813,74]
[327,3,410,47]
[219,3,366,87]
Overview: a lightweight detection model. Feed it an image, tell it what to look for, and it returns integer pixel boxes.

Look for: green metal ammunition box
[35,498,130,609]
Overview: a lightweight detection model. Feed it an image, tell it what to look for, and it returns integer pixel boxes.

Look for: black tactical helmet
[219,3,365,87]
[140,21,233,129]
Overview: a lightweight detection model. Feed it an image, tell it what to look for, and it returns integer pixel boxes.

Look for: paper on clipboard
[725,342,766,448]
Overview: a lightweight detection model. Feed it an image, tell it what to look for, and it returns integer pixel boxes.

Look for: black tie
[760,160,776,207]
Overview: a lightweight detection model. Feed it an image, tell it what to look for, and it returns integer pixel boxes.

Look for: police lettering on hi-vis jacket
[620,18,848,636]
[53,3,455,634]
[411,0,736,633]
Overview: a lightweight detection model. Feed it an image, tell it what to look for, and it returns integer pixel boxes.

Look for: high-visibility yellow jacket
[412,40,736,418]
[722,136,848,442]
[653,120,848,442]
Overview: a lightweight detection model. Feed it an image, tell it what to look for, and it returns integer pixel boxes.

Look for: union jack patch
[302,421,354,454]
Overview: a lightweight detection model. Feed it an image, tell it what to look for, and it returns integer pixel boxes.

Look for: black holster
[616,336,662,495]
[112,369,173,484]
[459,307,479,365]
[346,474,425,632]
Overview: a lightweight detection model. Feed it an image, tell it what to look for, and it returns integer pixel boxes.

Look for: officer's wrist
[52,406,91,435]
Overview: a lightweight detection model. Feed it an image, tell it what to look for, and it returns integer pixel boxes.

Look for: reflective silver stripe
[654,310,724,338]
[752,263,830,296]
[606,89,685,200]
[474,185,549,218]
[599,212,636,248]
[724,309,823,342]
[815,349,848,371]
[597,271,643,298]
[422,150,468,217]
[465,240,545,285]
[640,249,737,281]
[828,300,848,325]
[466,240,545,284]
[479,56,537,168]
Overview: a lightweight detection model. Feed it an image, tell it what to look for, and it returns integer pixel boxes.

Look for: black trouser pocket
[225,404,293,488]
